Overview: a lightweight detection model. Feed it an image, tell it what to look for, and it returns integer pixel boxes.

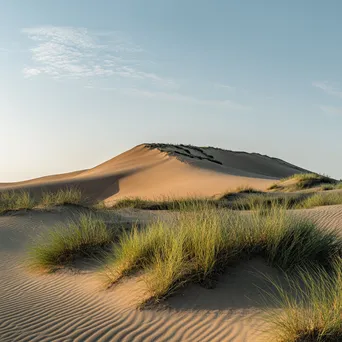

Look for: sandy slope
[0,144,310,204]
[1,205,342,342]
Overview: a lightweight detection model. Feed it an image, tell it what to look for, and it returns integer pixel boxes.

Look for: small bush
[0,190,35,213]
[103,203,342,303]
[265,259,342,342]
[29,213,114,271]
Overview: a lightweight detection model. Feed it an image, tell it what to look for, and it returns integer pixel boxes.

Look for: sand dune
[0,144,310,204]
[1,205,342,341]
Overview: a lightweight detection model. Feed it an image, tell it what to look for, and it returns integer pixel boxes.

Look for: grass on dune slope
[265,259,342,342]
[0,187,84,214]
[269,173,337,191]
[101,190,342,212]
[40,187,83,206]
[103,203,342,304]
[29,213,115,271]
[0,191,35,214]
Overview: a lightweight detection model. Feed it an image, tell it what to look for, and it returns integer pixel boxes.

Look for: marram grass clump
[269,173,337,191]
[265,259,342,342]
[0,190,35,214]
[40,187,83,207]
[29,213,114,271]
[296,192,342,209]
[0,187,85,215]
[103,202,342,304]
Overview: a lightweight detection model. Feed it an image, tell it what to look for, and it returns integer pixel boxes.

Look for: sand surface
[1,205,342,342]
[0,144,310,204]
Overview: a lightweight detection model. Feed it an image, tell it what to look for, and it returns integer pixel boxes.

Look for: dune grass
[29,213,114,271]
[296,192,342,209]
[40,187,83,207]
[269,173,337,191]
[103,203,342,303]
[111,196,219,211]
[0,187,85,215]
[0,190,35,214]
[265,259,342,342]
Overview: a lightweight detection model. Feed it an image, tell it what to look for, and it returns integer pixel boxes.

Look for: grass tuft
[269,173,337,191]
[29,213,114,271]
[0,191,35,214]
[265,259,342,342]
[296,192,342,209]
[40,187,83,207]
[103,202,342,303]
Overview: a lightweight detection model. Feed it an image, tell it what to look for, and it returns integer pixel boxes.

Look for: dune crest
[0,144,310,203]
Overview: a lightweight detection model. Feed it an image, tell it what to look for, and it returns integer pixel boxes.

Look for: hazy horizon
[1,1,342,181]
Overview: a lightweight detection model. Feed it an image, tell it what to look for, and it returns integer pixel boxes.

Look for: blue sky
[1,0,342,181]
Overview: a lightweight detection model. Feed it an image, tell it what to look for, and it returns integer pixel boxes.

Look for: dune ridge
[0,144,311,204]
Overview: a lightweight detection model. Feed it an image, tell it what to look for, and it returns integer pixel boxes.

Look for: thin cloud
[116,88,251,110]
[312,81,342,98]
[216,83,236,91]
[22,26,174,87]
[320,106,342,116]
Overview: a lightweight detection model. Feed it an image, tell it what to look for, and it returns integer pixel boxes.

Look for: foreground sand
[1,205,342,342]
[0,144,309,204]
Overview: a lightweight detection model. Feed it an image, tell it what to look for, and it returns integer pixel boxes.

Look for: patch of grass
[235,185,263,194]
[40,187,83,207]
[265,259,342,342]
[103,203,342,303]
[0,190,35,214]
[231,193,307,210]
[335,183,342,190]
[296,192,342,209]
[29,213,114,271]
[269,173,337,191]
[111,197,219,211]
[320,184,335,191]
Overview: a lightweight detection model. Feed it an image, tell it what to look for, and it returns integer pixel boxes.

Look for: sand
[0,144,310,205]
[1,205,342,342]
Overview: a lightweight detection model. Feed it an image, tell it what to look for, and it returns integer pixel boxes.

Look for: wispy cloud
[22,26,250,111]
[216,83,236,92]
[320,106,342,116]
[102,87,251,110]
[312,81,342,98]
[22,26,174,87]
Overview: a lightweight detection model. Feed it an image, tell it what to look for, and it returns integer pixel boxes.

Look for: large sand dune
[0,144,310,204]
[1,205,342,341]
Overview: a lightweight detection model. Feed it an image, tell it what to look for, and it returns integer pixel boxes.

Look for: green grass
[0,190,35,214]
[335,182,342,190]
[103,203,342,303]
[265,259,342,342]
[234,185,263,194]
[269,173,337,191]
[320,184,335,191]
[0,187,84,215]
[111,196,219,211]
[40,187,83,207]
[104,190,342,213]
[231,193,307,210]
[29,213,114,271]
[296,192,342,209]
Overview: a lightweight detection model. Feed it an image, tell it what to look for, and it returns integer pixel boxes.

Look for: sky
[1,0,342,182]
